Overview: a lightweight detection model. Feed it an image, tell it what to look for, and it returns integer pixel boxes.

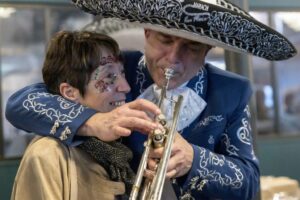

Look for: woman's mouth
[110,100,125,106]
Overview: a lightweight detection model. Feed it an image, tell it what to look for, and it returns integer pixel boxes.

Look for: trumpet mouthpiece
[164,68,175,80]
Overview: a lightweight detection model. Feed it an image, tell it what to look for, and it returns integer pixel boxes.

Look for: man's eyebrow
[157,32,171,38]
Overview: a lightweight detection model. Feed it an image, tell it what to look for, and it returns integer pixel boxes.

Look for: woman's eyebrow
[92,65,111,80]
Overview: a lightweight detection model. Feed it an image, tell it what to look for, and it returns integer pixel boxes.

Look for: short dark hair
[42,31,122,96]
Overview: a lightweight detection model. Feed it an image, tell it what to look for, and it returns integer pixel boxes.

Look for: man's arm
[173,85,259,199]
[177,105,259,200]
[148,82,259,199]
[6,83,160,146]
[5,83,95,145]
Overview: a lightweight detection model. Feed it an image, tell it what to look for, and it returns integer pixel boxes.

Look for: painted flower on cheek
[92,55,119,93]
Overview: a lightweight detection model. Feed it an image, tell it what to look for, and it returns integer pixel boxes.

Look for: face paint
[93,65,121,93]
[94,80,112,93]
[99,55,118,66]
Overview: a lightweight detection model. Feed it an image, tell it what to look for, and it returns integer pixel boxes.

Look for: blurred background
[0,0,300,199]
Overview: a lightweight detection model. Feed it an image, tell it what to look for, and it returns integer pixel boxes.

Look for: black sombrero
[72,0,297,61]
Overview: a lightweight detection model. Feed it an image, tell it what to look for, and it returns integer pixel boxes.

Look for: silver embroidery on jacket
[193,68,205,95]
[222,133,239,156]
[23,92,85,124]
[136,55,147,94]
[196,147,244,188]
[193,115,224,130]
[237,106,252,145]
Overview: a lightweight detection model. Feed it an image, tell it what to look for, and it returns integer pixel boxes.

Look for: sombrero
[72,0,297,61]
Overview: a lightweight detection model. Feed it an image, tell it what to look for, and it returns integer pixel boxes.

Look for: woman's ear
[59,83,81,102]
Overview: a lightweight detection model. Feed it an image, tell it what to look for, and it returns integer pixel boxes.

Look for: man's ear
[59,82,81,102]
[144,29,150,39]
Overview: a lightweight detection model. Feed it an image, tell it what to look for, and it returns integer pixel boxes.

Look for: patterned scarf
[78,137,135,197]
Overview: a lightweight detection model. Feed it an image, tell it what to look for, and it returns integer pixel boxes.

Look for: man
[6,0,296,199]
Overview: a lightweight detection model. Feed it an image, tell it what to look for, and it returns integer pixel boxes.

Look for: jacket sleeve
[5,83,97,146]
[176,82,260,200]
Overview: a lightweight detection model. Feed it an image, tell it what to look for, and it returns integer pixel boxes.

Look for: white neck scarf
[138,83,207,131]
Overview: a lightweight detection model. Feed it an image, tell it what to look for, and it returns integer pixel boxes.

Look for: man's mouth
[162,67,179,77]
[110,100,125,106]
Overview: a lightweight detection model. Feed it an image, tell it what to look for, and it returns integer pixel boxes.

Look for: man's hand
[147,133,194,178]
[78,99,161,141]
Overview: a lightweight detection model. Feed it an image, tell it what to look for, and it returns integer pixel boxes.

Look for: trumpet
[130,68,183,200]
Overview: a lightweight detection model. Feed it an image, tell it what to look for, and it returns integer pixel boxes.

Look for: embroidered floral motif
[136,55,147,94]
[50,120,60,135]
[59,126,71,141]
[193,68,205,95]
[237,118,251,145]
[23,92,85,124]
[208,135,215,144]
[193,115,224,130]
[179,192,195,200]
[196,147,244,188]
[244,105,251,118]
[222,133,239,156]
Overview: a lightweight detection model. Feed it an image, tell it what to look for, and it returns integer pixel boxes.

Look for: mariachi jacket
[6,51,259,200]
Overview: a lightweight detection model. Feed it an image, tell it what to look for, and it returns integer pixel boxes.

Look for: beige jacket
[11,137,125,200]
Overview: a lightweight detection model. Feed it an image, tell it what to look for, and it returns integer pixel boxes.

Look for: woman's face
[78,49,130,113]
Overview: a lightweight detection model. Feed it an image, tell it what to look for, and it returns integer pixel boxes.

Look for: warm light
[0,7,16,18]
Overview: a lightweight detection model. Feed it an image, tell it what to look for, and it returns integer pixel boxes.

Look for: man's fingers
[123,109,153,121]
[166,169,177,178]
[119,117,158,132]
[111,126,132,137]
[128,99,161,115]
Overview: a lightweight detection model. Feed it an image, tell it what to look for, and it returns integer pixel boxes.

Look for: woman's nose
[116,76,131,93]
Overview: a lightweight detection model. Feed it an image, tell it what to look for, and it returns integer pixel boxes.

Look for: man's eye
[189,47,200,52]
[157,35,173,44]
[160,39,173,44]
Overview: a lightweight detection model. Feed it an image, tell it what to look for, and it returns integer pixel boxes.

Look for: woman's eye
[105,73,118,84]
[121,69,126,76]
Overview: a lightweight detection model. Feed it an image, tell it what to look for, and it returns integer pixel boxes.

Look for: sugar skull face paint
[76,49,130,113]
[99,55,119,66]
[93,61,121,93]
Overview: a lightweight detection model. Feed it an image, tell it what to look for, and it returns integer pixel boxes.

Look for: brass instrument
[130,68,183,200]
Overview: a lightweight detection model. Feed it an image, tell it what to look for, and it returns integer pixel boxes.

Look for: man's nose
[166,42,182,65]
[116,76,131,93]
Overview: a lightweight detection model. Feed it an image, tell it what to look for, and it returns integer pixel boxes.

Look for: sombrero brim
[72,0,297,61]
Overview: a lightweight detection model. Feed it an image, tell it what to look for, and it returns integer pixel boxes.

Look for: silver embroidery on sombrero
[208,11,293,60]
[23,92,85,124]
[73,0,296,60]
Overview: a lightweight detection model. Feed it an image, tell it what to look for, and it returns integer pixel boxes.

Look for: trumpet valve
[152,128,166,148]
[156,114,167,126]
